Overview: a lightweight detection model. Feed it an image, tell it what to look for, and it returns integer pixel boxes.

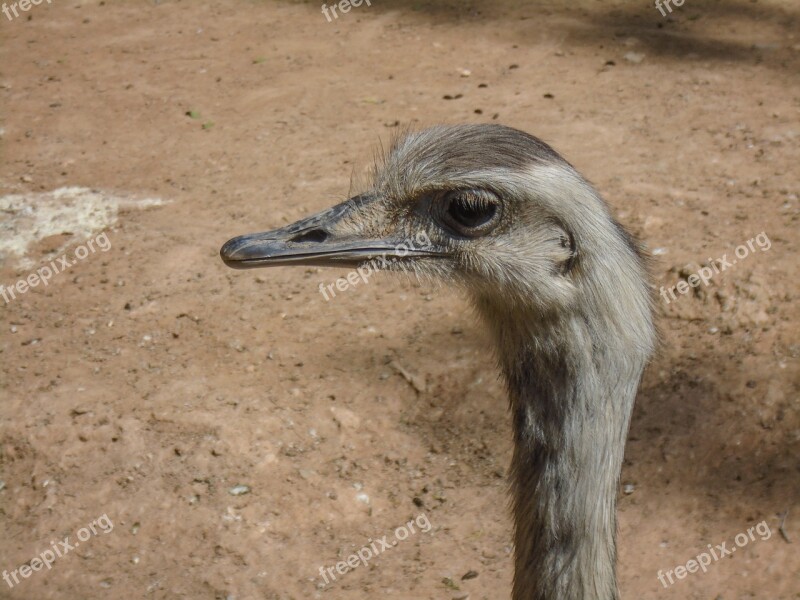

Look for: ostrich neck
[485,309,642,600]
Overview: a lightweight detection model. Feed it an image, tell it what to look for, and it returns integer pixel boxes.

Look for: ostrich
[220,124,656,600]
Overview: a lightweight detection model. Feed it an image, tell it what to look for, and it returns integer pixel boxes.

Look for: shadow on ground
[284,0,800,73]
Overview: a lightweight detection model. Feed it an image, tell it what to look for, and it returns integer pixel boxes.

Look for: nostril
[289,229,328,244]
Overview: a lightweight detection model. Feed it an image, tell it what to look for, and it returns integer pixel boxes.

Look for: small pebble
[229,484,251,496]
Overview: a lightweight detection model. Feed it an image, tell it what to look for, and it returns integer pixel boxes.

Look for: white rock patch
[0,187,166,268]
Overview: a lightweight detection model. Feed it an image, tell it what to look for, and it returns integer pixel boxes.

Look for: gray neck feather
[477,304,646,600]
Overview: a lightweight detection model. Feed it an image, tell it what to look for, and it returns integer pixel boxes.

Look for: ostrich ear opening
[220,196,444,269]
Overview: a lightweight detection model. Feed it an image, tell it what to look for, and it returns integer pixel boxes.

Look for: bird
[220,124,657,600]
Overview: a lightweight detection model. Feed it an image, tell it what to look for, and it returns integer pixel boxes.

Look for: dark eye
[439,190,500,237]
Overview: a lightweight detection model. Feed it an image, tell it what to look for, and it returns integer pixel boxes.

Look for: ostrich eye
[438,190,501,237]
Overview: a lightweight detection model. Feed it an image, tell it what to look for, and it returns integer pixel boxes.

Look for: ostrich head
[221,124,656,600]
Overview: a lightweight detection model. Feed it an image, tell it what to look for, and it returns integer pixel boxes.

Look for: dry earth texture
[0,1,798,599]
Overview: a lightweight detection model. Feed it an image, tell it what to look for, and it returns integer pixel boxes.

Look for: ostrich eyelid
[436,189,503,237]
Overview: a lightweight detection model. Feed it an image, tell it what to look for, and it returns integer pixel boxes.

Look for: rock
[330,406,361,430]
[390,360,426,393]
[228,484,250,496]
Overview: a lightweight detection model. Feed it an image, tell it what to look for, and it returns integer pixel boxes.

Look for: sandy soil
[0,1,798,599]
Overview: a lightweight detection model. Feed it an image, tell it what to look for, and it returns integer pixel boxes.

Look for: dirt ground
[0,0,798,599]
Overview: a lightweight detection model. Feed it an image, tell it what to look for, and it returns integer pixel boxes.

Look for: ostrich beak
[220,195,441,269]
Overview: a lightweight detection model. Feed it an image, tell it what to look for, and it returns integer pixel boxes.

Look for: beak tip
[219,236,247,269]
